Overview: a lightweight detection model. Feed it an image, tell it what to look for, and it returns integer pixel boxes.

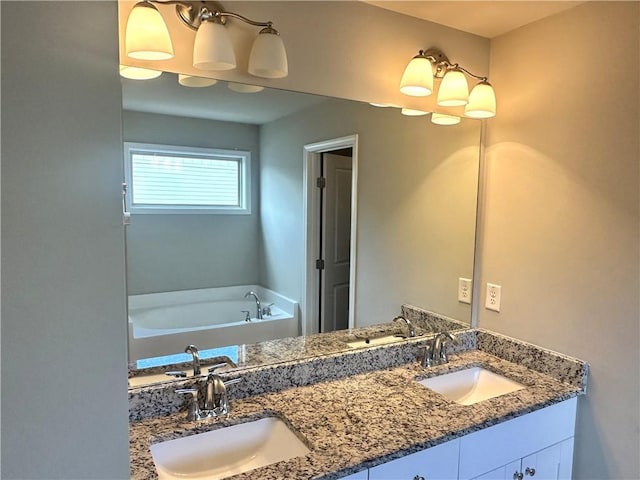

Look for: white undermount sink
[346,334,406,349]
[417,367,525,405]
[150,417,310,480]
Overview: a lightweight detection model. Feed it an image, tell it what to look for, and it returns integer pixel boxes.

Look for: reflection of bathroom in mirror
[122,72,481,365]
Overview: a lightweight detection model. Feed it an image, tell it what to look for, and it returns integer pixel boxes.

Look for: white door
[320,152,352,332]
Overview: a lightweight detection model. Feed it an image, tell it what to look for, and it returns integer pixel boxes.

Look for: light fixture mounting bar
[421,47,487,82]
[151,0,274,30]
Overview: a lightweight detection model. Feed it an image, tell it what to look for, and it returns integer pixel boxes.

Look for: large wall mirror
[122,71,481,378]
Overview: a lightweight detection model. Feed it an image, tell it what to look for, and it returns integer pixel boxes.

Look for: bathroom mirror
[122,72,481,383]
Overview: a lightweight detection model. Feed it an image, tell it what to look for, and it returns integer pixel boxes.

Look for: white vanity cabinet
[471,439,574,480]
[459,398,577,480]
[368,438,460,480]
[337,398,577,480]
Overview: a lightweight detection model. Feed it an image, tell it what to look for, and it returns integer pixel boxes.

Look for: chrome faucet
[205,364,241,416]
[393,315,416,338]
[420,332,461,367]
[184,344,201,376]
[244,290,262,320]
[176,363,241,421]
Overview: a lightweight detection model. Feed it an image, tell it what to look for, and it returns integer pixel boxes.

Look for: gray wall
[260,99,480,323]
[1,2,130,478]
[480,3,639,479]
[123,111,260,294]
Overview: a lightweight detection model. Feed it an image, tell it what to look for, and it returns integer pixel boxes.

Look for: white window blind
[124,143,251,214]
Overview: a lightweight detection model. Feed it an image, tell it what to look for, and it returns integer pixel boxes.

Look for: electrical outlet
[458,278,472,304]
[485,283,502,312]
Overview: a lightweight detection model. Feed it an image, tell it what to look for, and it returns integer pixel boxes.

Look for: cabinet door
[472,460,521,480]
[369,439,459,480]
[521,439,573,480]
[339,470,369,480]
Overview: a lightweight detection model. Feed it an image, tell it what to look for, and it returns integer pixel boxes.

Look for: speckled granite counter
[130,344,587,480]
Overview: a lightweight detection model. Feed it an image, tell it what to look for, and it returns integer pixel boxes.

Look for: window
[124,142,251,214]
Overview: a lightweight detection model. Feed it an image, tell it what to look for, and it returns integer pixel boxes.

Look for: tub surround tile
[130,349,585,480]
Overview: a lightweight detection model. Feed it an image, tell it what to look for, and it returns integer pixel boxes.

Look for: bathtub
[128,285,300,362]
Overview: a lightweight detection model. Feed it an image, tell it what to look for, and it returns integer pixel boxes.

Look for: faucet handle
[241,310,251,322]
[207,362,229,373]
[176,388,201,421]
[418,342,433,368]
[223,377,241,388]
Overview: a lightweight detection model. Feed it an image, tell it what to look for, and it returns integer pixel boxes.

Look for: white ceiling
[366,1,584,38]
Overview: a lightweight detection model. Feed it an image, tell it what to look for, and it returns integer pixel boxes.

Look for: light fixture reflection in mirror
[120,64,163,80]
[431,113,461,126]
[178,74,218,88]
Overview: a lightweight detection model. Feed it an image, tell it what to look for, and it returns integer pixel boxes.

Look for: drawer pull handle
[525,467,536,477]
[513,472,524,480]
[413,476,425,480]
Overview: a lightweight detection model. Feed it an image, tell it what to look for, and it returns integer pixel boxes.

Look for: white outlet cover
[485,283,501,312]
[458,278,472,304]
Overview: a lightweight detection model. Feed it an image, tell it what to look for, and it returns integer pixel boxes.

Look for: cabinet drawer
[369,438,459,480]
[459,398,577,480]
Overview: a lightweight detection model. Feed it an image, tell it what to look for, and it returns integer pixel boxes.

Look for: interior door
[320,152,352,332]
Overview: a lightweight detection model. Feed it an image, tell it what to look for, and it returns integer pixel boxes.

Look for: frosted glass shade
[437,70,469,107]
[228,83,264,93]
[431,113,461,125]
[401,108,429,116]
[193,21,237,71]
[399,55,433,97]
[125,2,174,61]
[119,65,162,80]
[178,74,217,87]
[464,81,497,118]
[248,29,288,78]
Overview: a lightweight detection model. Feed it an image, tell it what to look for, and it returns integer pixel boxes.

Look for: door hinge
[316,177,326,188]
[316,259,325,270]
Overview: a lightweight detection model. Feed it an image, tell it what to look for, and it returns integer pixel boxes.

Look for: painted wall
[260,99,480,324]
[480,3,640,479]
[122,111,261,294]
[1,2,130,478]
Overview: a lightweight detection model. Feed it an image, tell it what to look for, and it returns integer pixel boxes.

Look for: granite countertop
[130,349,583,480]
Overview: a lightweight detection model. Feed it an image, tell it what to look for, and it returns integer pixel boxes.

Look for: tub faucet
[184,344,201,376]
[393,315,416,338]
[244,291,263,320]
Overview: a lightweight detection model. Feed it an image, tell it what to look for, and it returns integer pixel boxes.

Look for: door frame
[302,135,358,336]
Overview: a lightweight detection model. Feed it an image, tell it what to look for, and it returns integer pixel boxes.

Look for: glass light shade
[193,21,237,71]
[464,81,497,118]
[437,70,469,107]
[228,83,265,93]
[248,29,288,79]
[401,108,429,116]
[119,65,162,80]
[125,2,174,61]
[431,113,461,125]
[399,55,433,97]
[178,74,217,88]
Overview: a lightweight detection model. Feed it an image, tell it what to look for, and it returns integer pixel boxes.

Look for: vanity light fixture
[431,113,461,126]
[401,108,429,116]
[178,74,217,87]
[119,65,163,80]
[228,83,264,93]
[124,1,288,79]
[399,47,496,118]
